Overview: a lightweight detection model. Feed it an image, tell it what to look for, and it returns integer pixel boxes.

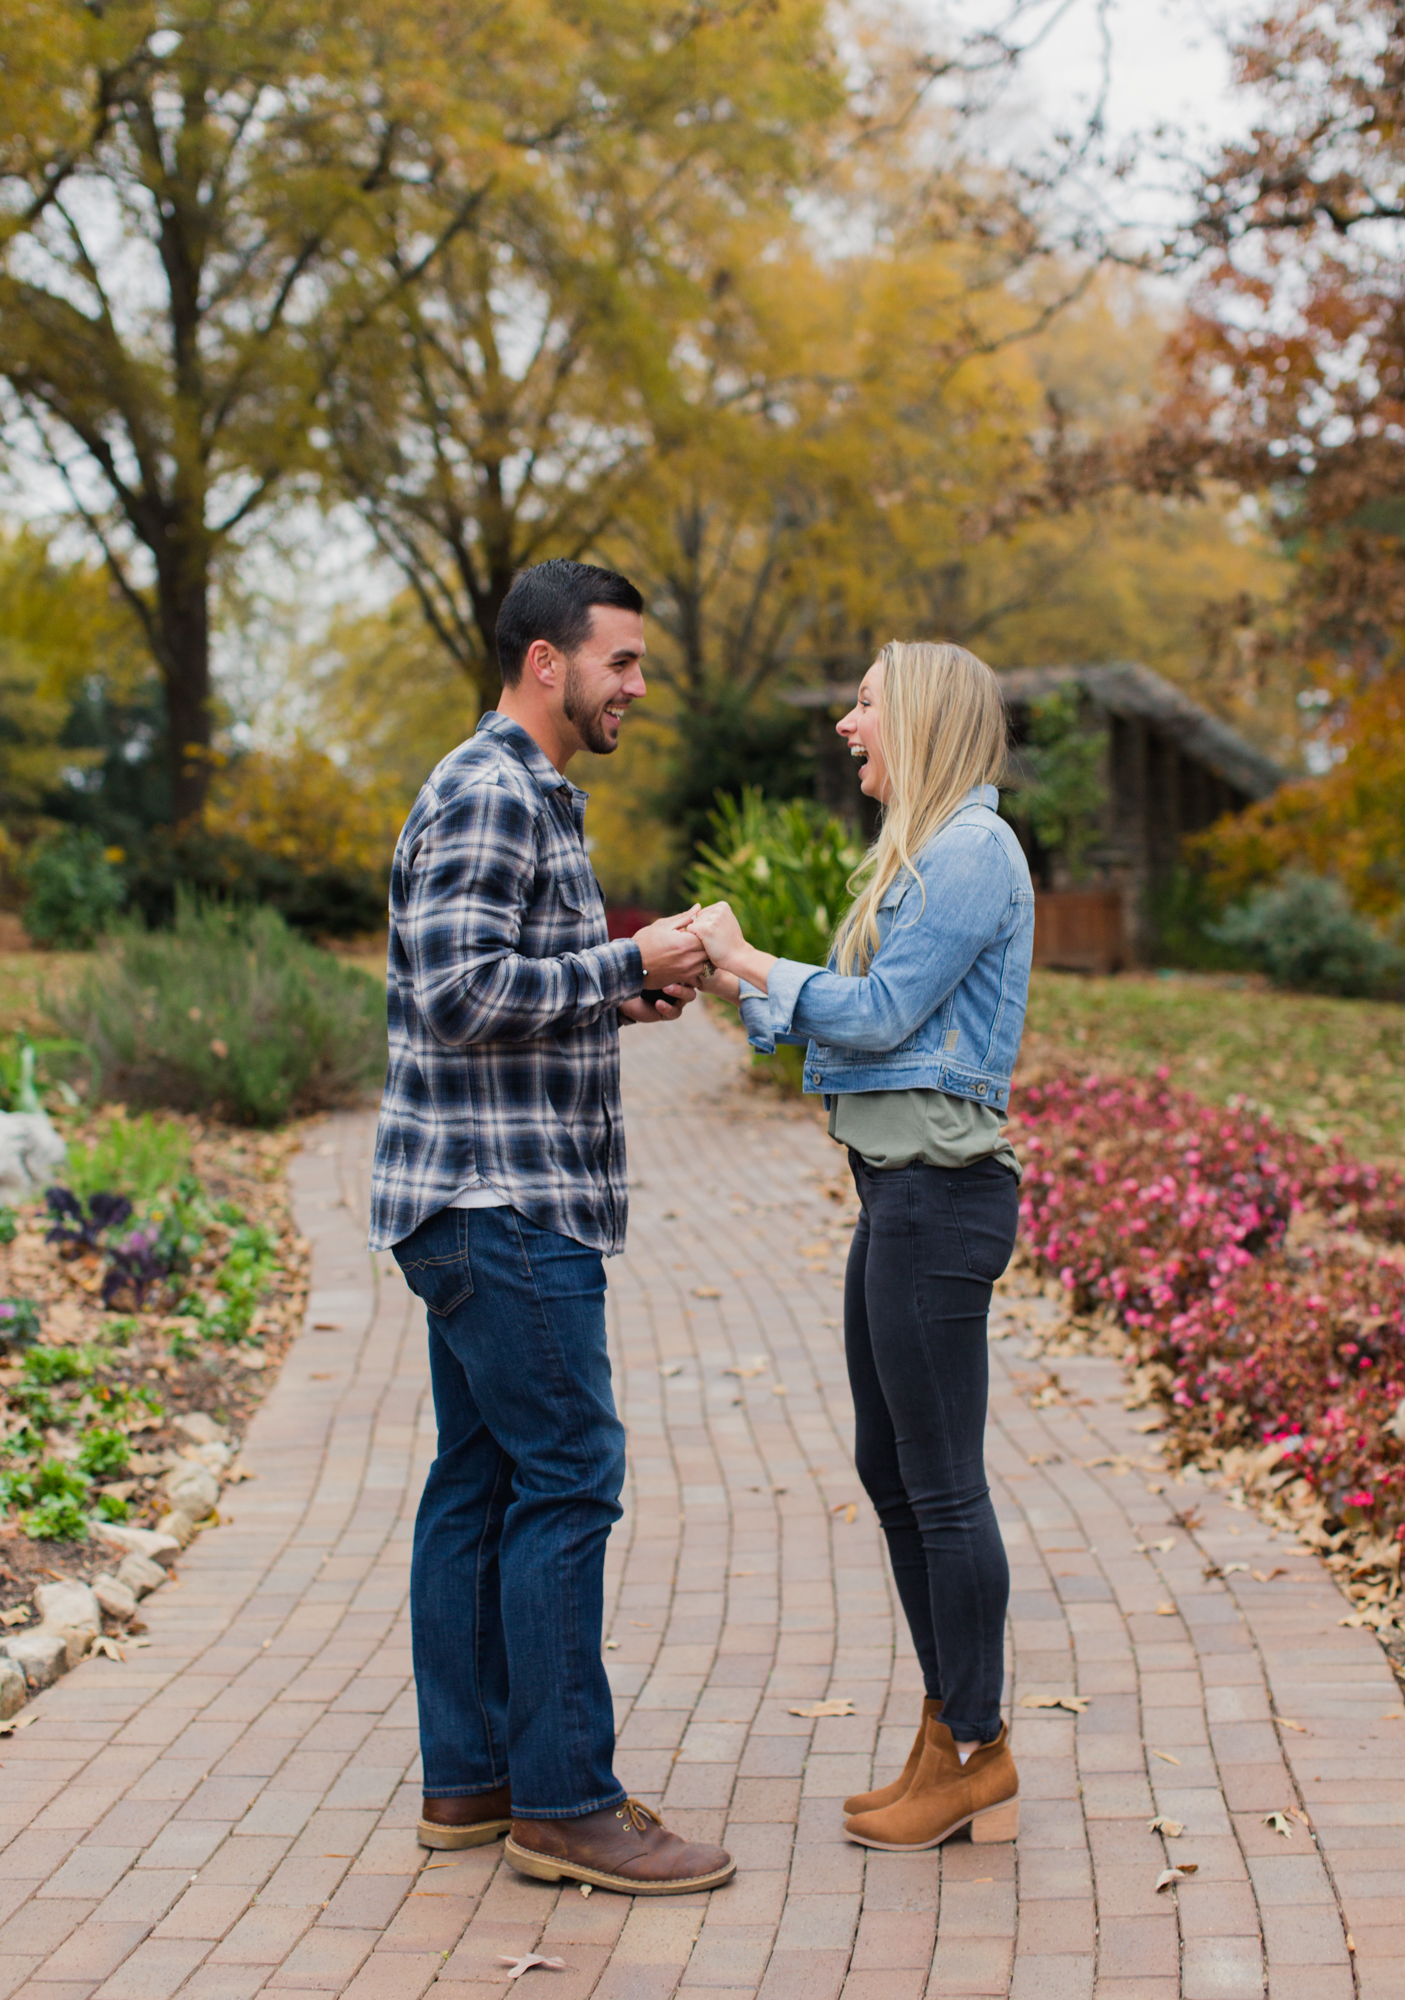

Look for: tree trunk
[157,558,213,826]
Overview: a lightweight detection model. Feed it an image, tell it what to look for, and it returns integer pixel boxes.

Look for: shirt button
[977,1082,987,1095]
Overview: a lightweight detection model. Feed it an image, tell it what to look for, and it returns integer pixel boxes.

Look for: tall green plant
[689,789,862,966]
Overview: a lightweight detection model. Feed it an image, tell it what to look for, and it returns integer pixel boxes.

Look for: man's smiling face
[560,604,647,756]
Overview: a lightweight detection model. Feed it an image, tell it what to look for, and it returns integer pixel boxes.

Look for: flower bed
[0,1111,309,1634]
[1010,1071,1405,1537]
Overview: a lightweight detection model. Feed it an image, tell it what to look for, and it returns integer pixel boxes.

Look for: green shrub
[0,1207,17,1245]
[689,789,863,966]
[1209,872,1405,998]
[55,895,388,1126]
[63,1112,191,1205]
[19,827,126,948]
[75,1427,131,1477]
[92,1491,129,1522]
[123,824,386,939]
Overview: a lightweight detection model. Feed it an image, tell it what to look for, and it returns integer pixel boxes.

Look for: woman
[690,640,1033,1852]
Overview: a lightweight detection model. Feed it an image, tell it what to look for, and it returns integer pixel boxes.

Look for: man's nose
[623,663,647,698]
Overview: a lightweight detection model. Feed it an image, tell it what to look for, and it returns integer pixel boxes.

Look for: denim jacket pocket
[393,1209,475,1316]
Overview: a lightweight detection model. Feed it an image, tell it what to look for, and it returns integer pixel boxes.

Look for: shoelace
[615,1798,662,1835]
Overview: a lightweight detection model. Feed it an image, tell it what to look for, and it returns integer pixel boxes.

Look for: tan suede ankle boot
[843,1716,1018,1850]
[842,1696,943,1816]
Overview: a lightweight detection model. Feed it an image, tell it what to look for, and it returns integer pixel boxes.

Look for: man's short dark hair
[495,560,644,687]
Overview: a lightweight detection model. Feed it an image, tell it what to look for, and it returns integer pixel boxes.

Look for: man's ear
[524,639,561,689]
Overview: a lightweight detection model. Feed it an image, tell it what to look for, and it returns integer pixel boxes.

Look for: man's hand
[633,907,708,987]
[619,983,698,1025]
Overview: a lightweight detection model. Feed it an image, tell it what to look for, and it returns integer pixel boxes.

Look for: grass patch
[1021,970,1405,1162]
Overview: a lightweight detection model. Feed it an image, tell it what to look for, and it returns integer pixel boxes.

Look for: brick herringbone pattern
[2,1005,1402,1999]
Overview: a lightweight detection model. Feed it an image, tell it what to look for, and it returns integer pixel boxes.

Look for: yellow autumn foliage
[205,739,406,881]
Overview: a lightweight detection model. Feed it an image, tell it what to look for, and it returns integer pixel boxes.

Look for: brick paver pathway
[3,1007,1403,2000]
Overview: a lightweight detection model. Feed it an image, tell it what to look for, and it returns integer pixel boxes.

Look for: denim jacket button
[977,1082,987,1095]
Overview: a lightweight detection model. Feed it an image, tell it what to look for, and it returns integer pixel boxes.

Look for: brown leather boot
[419,1783,513,1849]
[505,1797,735,1894]
[843,1717,1018,1850]
[843,1696,943,1815]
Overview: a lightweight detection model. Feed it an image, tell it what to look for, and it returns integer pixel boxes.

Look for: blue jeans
[844,1153,1018,1744]
[393,1206,628,1818]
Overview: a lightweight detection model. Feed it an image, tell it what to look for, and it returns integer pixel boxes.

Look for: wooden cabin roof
[782,661,1284,803]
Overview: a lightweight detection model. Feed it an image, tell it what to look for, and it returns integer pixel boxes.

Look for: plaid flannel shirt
[368,712,644,1255]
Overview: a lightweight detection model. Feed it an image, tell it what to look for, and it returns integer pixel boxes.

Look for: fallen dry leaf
[1155,1602,1177,1616]
[1151,1749,1181,1765]
[1155,1864,1197,1891]
[1027,1452,1063,1465]
[1251,1568,1288,1583]
[789,1699,855,1718]
[831,1502,858,1524]
[579,1884,592,1899]
[692,1286,721,1299]
[1275,1717,1307,1733]
[91,1636,125,1662]
[1149,1537,1176,1552]
[658,1363,684,1378]
[1263,1812,1294,1838]
[1135,1418,1165,1433]
[1347,1933,1356,1954]
[771,1383,788,1395]
[604,1641,619,1650]
[1149,1817,1183,1837]
[312,1321,342,1331]
[723,1363,765,1379]
[0,1712,38,1737]
[498,1955,567,1980]
[1222,1561,1249,1574]
[0,1606,30,1626]
[1018,1693,1089,1713]
[731,1569,757,1577]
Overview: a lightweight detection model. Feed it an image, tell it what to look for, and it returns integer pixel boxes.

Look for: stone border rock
[0,1411,239,1719]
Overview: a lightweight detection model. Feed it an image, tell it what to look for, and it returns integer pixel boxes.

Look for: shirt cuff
[765,958,825,1036]
[592,937,645,1006]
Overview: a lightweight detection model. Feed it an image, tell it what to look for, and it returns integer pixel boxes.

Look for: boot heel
[971,1796,1019,1843]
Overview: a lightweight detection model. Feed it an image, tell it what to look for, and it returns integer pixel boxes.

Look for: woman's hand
[688,901,747,972]
[686,901,778,995]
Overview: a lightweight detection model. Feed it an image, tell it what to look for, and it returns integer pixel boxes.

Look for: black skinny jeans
[844,1150,1019,1744]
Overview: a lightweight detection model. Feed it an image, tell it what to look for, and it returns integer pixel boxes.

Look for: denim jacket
[738,786,1034,1110]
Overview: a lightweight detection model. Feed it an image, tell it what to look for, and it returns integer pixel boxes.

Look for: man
[369,559,734,1895]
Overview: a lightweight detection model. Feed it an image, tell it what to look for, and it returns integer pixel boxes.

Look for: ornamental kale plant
[1014,1071,1405,1532]
[44,1187,133,1256]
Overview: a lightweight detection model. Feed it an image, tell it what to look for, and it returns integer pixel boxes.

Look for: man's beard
[563,661,619,755]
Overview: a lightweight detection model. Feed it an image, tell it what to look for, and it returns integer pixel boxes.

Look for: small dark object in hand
[640,988,669,1008]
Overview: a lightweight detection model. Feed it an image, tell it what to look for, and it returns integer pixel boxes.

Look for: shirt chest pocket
[555,869,603,923]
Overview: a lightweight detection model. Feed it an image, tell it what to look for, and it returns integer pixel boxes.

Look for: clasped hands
[622,900,768,1023]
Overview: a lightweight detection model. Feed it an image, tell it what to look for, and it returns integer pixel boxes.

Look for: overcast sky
[914,0,1260,236]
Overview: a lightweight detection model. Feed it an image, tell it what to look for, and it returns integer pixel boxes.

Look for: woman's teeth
[850,745,868,760]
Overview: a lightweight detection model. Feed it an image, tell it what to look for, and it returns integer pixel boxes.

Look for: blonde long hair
[833,640,1008,975]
